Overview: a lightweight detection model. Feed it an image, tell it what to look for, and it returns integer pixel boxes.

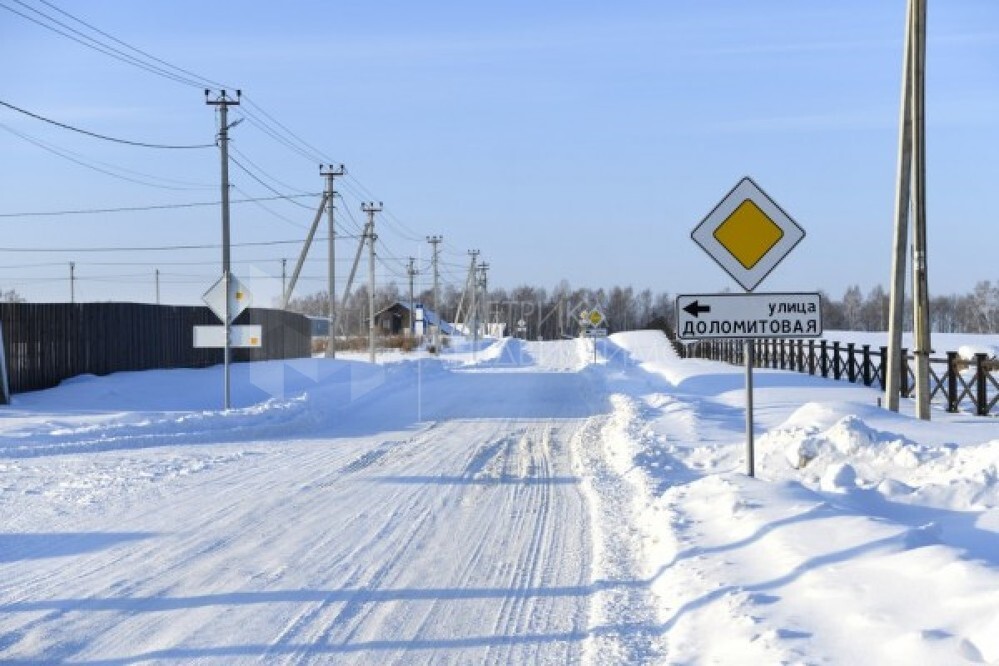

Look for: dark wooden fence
[682,337,999,417]
[0,302,311,395]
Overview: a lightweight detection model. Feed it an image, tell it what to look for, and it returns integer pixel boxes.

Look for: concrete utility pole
[280,191,330,310]
[479,262,490,335]
[910,0,931,420]
[362,202,382,363]
[69,262,75,304]
[155,269,160,305]
[281,258,287,298]
[205,89,240,411]
[407,257,417,336]
[886,0,931,419]
[426,235,442,353]
[321,164,346,358]
[467,250,480,344]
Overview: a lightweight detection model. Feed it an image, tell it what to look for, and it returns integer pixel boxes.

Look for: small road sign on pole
[193,325,263,348]
[691,177,808,478]
[691,177,805,292]
[202,274,252,325]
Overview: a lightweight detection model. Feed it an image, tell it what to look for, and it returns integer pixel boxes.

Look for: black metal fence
[682,337,999,417]
[0,302,311,396]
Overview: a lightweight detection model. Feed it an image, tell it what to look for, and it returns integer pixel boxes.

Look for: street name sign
[676,292,822,340]
[691,177,805,292]
[193,324,263,348]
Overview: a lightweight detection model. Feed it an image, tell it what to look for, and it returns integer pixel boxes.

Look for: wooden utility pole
[886,0,931,419]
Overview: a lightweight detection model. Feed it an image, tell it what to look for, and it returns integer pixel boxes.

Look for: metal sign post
[199,273,255,409]
[745,340,755,477]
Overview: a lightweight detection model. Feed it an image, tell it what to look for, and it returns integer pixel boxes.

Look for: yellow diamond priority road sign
[691,177,804,292]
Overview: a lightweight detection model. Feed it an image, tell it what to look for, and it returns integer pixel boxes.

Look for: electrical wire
[0,99,212,149]
[0,122,214,191]
[229,153,315,210]
[0,238,334,253]
[231,185,309,230]
[1,0,211,90]
[0,193,321,219]
[34,0,228,89]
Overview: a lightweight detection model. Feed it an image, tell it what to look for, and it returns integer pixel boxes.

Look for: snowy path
[6,333,999,664]
[1,340,663,664]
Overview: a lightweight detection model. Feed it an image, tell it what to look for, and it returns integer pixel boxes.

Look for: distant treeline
[287,279,999,338]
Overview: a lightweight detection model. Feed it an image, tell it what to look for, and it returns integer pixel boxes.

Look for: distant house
[373,302,457,336]
[307,316,330,338]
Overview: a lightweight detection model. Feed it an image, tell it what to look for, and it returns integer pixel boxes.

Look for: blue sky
[2,0,997,306]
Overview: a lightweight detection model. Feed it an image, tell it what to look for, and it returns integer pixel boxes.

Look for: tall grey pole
[206,89,240,411]
[155,269,160,305]
[69,262,75,303]
[362,202,382,363]
[911,0,931,420]
[745,340,755,477]
[427,235,442,353]
[321,164,346,358]
[886,0,915,412]
[468,250,479,346]
[407,257,416,336]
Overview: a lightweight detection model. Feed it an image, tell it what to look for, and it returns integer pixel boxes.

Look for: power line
[0,237,336,253]
[0,193,321,219]
[34,0,228,89]
[229,153,314,210]
[0,122,214,191]
[1,0,210,89]
[0,99,212,149]
[231,185,309,229]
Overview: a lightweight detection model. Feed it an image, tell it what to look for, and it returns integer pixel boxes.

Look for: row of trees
[288,279,999,339]
[826,281,999,334]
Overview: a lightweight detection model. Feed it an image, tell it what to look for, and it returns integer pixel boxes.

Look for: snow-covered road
[4,333,999,664]
[2,339,664,664]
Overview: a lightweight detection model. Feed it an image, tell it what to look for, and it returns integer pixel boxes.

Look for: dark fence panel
[679,335,999,418]
[0,303,311,394]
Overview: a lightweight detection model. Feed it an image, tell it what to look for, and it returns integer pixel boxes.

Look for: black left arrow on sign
[683,300,711,317]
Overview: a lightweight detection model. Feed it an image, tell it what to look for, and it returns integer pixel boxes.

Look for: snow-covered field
[2,332,998,664]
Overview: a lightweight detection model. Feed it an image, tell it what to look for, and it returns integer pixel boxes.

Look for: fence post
[879,346,888,389]
[820,340,829,377]
[833,341,842,379]
[862,345,872,386]
[808,340,815,375]
[796,340,804,372]
[780,339,787,369]
[847,343,856,383]
[976,353,989,416]
[946,351,959,413]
